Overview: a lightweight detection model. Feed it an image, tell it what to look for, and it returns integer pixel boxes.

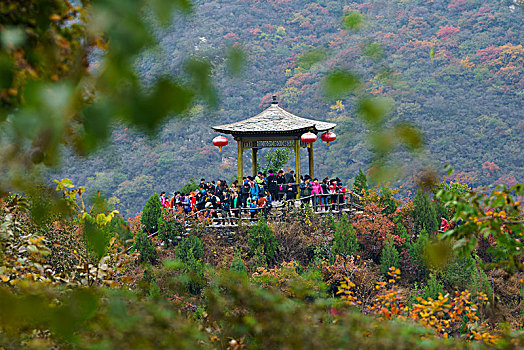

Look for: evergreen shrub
[141,193,162,233]
[395,222,411,250]
[380,236,400,275]
[229,249,247,277]
[332,214,358,257]
[443,255,475,290]
[175,235,204,263]
[422,273,445,300]
[175,235,205,295]
[412,188,438,234]
[248,217,278,265]
[410,228,429,267]
[134,230,158,264]
[468,256,492,299]
[352,168,368,196]
[158,209,182,245]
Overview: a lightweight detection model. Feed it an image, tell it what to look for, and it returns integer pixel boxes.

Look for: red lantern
[301,132,317,148]
[213,135,228,152]
[321,131,336,146]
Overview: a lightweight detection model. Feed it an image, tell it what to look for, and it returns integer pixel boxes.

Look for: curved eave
[212,104,336,136]
[212,124,336,135]
[212,123,336,135]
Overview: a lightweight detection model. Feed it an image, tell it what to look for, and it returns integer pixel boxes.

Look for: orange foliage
[338,267,499,344]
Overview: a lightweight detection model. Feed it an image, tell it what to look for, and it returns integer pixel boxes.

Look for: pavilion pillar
[308,144,314,179]
[252,148,258,177]
[294,140,301,198]
[237,140,243,182]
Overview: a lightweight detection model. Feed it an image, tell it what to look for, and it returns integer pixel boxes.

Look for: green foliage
[410,229,429,269]
[183,256,206,295]
[432,198,448,221]
[141,193,162,233]
[0,0,208,190]
[393,123,424,151]
[364,41,384,60]
[443,255,475,290]
[412,188,438,234]
[422,273,446,300]
[468,256,492,300]
[175,235,204,263]
[380,236,400,275]
[262,148,292,174]
[229,249,247,276]
[296,49,328,71]
[352,168,368,196]
[437,180,471,197]
[332,214,358,257]
[175,235,205,295]
[179,177,199,194]
[437,179,524,273]
[343,10,364,30]
[158,209,182,245]
[379,186,397,216]
[248,217,278,265]
[396,222,410,247]
[323,70,361,99]
[107,215,133,243]
[134,230,158,265]
[226,45,246,76]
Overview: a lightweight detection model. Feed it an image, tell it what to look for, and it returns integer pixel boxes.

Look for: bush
[332,214,358,258]
[412,188,438,234]
[175,235,205,295]
[158,209,182,245]
[141,193,162,233]
[378,186,398,216]
[443,254,475,290]
[230,249,247,277]
[134,230,158,264]
[380,236,400,275]
[248,217,278,265]
[410,228,429,267]
[352,168,368,196]
[176,235,204,263]
[421,273,445,300]
[184,258,206,295]
[395,222,410,249]
[107,214,133,243]
[468,256,492,299]
[179,177,199,194]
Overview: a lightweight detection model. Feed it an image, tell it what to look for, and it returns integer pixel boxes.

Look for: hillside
[56,0,523,218]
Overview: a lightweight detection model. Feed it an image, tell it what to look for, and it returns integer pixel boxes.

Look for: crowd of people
[158,169,357,223]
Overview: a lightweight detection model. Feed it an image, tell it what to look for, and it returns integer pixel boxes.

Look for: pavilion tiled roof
[212,99,336,135]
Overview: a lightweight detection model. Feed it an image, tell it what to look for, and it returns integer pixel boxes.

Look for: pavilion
[212,96,336,183]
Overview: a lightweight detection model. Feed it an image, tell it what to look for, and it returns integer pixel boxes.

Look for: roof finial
[271,95,278,105]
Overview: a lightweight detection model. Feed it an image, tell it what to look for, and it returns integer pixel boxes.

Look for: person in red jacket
[440,216,449,231]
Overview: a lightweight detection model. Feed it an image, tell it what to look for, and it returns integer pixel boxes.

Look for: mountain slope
[57,0,523,217]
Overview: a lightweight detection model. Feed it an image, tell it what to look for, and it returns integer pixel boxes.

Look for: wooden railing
[182,191,363,227]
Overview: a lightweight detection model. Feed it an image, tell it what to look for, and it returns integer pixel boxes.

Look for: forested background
[55,0,523,217]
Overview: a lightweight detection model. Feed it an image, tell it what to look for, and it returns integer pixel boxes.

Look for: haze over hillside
[57,0,523,217]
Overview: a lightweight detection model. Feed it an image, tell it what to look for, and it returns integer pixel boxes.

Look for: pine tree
[230,249,248,276]
[396,222,411,251]
[412,188,438,234]
[141,193,162,233]
[352,168,368,196]
[380,236,400,275]
[248,217,278,265]
[410,228,429,269]
[134,230,158,264]
[332,214,359,257]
